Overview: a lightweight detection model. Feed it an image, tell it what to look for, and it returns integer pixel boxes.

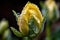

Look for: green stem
[46,21,52,40]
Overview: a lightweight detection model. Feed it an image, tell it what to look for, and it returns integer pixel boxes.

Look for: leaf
[10,27,23,37]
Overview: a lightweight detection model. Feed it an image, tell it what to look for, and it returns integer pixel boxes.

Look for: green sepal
[22,37,31,40]
[28,17,39,34]
[29,34,36,38]
[12,10,18,21]
[41,16,46,33]
[28,17,40,39]
[10,27,23,37]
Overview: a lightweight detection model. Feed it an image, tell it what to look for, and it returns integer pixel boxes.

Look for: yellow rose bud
[17,2,44,35]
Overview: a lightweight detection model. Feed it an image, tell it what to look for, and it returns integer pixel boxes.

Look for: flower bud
[17,2,44,35]
[42,0,59,21]
[0,19,9,34]
[2,29,12,40]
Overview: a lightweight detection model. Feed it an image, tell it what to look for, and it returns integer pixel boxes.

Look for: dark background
[0,0,60,40]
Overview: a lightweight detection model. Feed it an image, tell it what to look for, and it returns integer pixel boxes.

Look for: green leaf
[10,27,23,37]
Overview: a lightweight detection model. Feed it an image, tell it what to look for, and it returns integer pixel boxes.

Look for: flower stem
[46,20,52,40]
